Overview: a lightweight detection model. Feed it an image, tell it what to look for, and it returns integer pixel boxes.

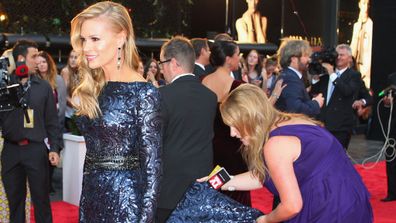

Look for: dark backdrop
[191,0,329,46]
[367,0,396,140]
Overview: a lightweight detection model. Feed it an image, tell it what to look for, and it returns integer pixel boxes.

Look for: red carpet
[31,162,394,222]
[31,201,79,223]
[251,161,396,223]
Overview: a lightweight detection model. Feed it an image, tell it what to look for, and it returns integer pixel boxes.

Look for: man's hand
[352,99,365,110]
[49,152,60,166]
[384,95,394,106]
[322,62,335,75]
[313,93,324,108]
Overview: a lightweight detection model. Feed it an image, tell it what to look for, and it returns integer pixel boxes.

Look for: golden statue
[236,0,267,43]
[350,0,373,88]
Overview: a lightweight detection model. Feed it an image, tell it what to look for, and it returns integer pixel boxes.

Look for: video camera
[308,47,338,76]
[0,56,29,113]
[0,57,11,90]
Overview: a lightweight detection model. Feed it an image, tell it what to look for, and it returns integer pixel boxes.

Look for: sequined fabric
[167,182,263,223]
[76,82,162,223]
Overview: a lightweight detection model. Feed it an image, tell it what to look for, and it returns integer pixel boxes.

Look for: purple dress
[264,124,373,223]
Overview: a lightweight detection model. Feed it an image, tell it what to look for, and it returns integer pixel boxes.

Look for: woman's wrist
[220,175,235,191]
[256,215,268,223]
[271,93,279,99]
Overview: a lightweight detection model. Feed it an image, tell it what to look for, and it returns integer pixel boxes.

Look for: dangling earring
[117,47,121,70]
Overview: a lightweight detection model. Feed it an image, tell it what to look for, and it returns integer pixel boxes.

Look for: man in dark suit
[191,38,211,77]
[311,44,362,149]
[0,40,60,223]
[352,79,373,113]
[156,36,217,222]
[275,39,324,117]
[352,79,373,132]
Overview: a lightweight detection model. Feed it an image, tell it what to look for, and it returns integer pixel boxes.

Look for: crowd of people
[1,0,394,222]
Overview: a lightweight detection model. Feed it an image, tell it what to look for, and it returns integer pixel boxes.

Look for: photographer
[0,40,61,223]
[311,44,362,150]
[381,72,396,202]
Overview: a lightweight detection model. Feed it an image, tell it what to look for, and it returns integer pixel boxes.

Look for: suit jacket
[158,75,217,210]
[204,64,215,74]
[355,79,373,107]
[193,64,208,78]
[275,68,320,117]
[311,68,362,131]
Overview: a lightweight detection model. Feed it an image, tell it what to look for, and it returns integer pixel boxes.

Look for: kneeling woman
[219,84,373,223]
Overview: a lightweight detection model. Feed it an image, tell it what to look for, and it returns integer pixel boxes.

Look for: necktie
[326,71,340,105]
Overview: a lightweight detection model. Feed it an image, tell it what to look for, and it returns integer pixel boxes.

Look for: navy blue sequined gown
[76,82,162,223]
[167,182,263,222]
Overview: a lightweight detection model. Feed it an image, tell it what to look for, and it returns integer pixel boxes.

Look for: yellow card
[24,109,34,128]
[208,165,222,180]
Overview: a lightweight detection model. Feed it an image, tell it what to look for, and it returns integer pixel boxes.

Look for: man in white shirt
[275,39,324,117]
[311,44,362,150]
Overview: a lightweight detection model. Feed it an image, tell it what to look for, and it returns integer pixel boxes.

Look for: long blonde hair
[220,84,318,181]
[70,1,140,119]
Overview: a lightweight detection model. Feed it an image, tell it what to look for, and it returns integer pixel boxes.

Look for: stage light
[0,14,6,22]
[0,3,7,23]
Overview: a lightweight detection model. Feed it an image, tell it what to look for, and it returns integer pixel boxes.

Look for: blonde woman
[216,84,373,223]
[70,1,162,222]
[202,41,284,206]
[202,40,251,206]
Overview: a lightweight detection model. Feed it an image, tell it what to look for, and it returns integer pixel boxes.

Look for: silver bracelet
[271,93,279,99]
[227,186,236,191]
